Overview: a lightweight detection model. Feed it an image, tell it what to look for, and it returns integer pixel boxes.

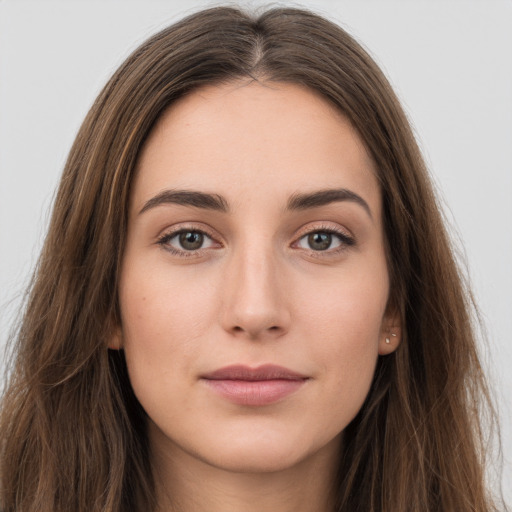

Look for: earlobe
[379,330,401,355]
[378,308,402,355]
[108,326,123,350]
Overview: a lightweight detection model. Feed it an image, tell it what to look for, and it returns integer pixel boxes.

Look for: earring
[385,333,397,344]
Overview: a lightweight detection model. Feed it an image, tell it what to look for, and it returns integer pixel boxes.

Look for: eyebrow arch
[139,189,229,215]
[286,188,372,219]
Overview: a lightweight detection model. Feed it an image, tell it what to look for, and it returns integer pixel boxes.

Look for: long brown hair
[0,6,504,511]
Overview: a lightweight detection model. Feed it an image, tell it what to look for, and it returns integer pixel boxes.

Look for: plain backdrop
[1,0,511,503]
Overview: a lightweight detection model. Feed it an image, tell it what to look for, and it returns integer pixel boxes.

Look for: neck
[150,427,340,512]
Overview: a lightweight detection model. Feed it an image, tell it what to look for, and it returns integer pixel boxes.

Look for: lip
[201,364,309,406]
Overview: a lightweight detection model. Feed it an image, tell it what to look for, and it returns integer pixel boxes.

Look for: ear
[107,325,123,350]
[378,307,402,356]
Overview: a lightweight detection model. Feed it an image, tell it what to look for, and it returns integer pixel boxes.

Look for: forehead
[133,80,380,213]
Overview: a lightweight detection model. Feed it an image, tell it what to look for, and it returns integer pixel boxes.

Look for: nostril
[230,324,282,336]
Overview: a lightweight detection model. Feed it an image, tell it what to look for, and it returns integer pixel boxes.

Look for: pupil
[179,231,203,250]
[308,232,331,251]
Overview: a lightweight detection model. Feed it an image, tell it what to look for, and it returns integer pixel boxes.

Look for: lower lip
[202,379,307,406]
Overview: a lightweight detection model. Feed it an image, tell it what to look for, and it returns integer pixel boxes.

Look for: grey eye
[158,228,217,254]
[307,232,332,251]
[296,231,345,252]
[178,231,205,250]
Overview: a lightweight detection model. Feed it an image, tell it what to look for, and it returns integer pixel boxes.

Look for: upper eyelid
[293,221,354,239]
[155,221,354,245]
[157,223,218,240]
[156,228,219,257]
[294,230,354,247]
[156,227,219,255]
[291,222,356,251]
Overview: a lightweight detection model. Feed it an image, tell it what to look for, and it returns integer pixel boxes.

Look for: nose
[220,241,291,340]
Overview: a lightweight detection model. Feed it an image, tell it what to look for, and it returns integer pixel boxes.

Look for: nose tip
[221,251,290,340]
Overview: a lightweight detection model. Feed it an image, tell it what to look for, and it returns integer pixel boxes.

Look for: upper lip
[201,364,308,381]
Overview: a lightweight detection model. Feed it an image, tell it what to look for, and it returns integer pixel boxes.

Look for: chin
[189,428,341,475]
[209,445,304,474]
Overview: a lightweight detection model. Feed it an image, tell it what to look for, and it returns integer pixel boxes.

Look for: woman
[0,6,505,512]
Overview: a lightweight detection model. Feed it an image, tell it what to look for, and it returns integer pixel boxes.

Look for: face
[115,81,400,475]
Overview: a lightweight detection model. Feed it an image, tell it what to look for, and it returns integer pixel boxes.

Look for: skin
[113,80,401,512]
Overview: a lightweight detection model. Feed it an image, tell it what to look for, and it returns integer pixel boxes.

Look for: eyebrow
[287,188,372,219]
[139,189,229,215]
[139,187,372,219]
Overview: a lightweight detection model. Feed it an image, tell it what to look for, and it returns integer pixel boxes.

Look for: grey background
[1,0,511,503]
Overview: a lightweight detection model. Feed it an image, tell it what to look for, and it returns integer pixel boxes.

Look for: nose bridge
[221,233,289,338]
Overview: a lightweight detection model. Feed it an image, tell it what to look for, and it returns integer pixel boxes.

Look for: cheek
[305,308,381,436]
[117,263,219,398]
[295,260,388,416]
[308,295,381,392]
[119,261,217,346]
[297,258,389,345]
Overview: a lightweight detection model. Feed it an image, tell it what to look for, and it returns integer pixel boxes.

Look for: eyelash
[156,225,218,258]
[156,224,355,257]
[293,224,355,257]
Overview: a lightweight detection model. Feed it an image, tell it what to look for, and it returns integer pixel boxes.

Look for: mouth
[201,364,309,406]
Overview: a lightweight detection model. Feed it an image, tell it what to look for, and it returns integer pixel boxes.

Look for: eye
[158,229,216,253]
[295,229,355,252]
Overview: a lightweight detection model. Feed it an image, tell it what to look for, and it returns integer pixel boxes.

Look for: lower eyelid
[156,226,223,255]
[156,224,354,255]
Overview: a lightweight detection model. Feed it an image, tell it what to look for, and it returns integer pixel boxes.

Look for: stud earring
[385,333,397,344]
